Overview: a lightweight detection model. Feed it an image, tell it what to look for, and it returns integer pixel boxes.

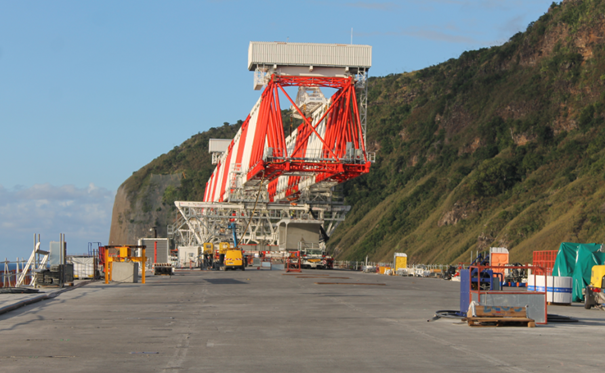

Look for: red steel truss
[204,74,370,203]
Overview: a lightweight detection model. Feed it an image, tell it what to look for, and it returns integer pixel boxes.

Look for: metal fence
[1,255,102,288]
[2,258,35,287]
[332,260,469,277]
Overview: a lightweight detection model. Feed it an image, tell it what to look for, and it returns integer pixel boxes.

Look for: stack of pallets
[466,305,535,328]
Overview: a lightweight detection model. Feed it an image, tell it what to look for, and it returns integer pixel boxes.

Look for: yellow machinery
[103,245,146,284]
[201,243,214,269]
[585,265,605,309]
[394,253,407,272]
[590,265,605,289]
[224,249,245,271]
[203,243,214,254]
[218,242,230,254]
[213,242,232,270]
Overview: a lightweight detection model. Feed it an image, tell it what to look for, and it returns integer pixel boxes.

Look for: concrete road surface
[0,269,603,372]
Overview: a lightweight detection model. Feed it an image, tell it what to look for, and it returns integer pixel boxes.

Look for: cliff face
[107,123,240,245]
[108,174,181,245]
[110,0,605,264]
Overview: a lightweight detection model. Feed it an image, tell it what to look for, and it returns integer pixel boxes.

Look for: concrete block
[112,262,139,283]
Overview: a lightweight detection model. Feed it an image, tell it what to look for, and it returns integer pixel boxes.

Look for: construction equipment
[35,264,74,287]
[301,247,328,269]
[168,42,373,255]
[212,242,230,270]
[468,253,502,291]
[103,245,147,284]
[202,243,214,269]
[223,248,245,271]
[221,222,246,271]
[504,262,526,285]
[205,42,372,205]
[584,265,605,309]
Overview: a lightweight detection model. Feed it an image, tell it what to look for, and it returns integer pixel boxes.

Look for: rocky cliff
[109,174,181,245]
[108,123,240,245]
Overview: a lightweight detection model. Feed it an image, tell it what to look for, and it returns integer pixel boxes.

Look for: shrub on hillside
[470,158,519,197]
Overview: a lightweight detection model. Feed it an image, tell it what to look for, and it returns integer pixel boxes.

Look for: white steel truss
[168,200,350,249]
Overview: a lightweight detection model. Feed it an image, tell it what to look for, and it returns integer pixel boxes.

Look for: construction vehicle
[224,248,245,271]
[300,247,333,269]
[211,242,230,270]
[221,222,246,270]
[584,265,605,309]
[301,248,324,269]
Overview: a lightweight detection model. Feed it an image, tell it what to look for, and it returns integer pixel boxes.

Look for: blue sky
[0,0,555,259]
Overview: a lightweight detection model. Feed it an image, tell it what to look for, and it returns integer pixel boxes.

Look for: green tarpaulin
[552,242,605,302]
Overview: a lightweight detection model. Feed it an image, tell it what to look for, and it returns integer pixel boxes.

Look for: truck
[223,248,245,271]
[301,248,333,269]
[584,265,605,309]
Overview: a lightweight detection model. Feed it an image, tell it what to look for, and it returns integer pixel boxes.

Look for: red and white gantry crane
[171,42,373,252]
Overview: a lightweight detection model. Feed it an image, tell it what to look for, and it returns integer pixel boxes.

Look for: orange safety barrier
[533,250,557,276]
[285,251,302,273]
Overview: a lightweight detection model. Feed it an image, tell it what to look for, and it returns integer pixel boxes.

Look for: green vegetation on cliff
[114,0,605,264]
[124,122,241,208]
[332,0,605,263]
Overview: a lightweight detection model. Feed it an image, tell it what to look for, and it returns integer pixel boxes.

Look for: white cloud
[0,184,115,259]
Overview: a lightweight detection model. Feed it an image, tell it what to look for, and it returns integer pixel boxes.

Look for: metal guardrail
[2,255,103,288]
[263,147,371,164]
[331,261,470,277]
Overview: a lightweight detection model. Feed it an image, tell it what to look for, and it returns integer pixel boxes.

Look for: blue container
[460,269,470,314]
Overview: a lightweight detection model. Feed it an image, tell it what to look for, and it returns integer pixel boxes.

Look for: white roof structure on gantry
[248,42,372,72]
[208,139,231,153]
